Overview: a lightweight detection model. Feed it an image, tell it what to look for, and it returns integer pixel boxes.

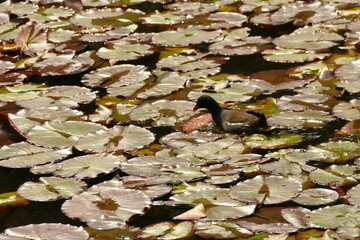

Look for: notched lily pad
[54,154,125,179]
[292,188,339,206]
[229,175,302,205]
[130,100,195,127]
[139,221,194,240]
[75,125,155,153]
[18,177,87,202]
[62,186,151,230]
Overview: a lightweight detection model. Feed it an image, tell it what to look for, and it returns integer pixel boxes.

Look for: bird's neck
[207,102,223,128]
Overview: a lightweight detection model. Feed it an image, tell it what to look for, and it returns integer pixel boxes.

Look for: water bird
[193,95,267,133]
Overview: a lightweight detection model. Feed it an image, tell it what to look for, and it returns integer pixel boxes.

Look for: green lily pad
[244,134,303,149]
[292,188,339,206]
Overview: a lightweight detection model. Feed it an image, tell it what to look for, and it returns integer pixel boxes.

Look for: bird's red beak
[193,104,199,112]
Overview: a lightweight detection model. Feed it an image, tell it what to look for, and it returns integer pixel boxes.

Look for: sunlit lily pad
[309,168,348,186]
[54,154,125,179]
[97,40,154,61]
[229,175,302,204]
[139,221,194,240]
[130,100,194,127]
[152,27,221,47]
[70,8,144,28]
[156,53,224,72]
[304,204,360,228]
[160,131,219,148]
[273,32,343,50]
[292,188,339,206]
[0,142,71,168]
[347,184,360,206]
[0,223,89,240]
[136,72,187,99]
[140,11,187,25]
[260,157,302,175]
[267,111,335,129]
[333,100,360,120]
[262,48,331,63]
[194,221,253,239]
[0,84,48,102]
[62,187,151,230]
[335,59,360,93]
[18,177,87,201]
[32,51,94,76]
[244,134,303,149]
[121,156,203,182]
[0,192,29,210]
[209,37,271,56]
[81,64,150,88]
[75,125,155,153]
[188,82,260,104]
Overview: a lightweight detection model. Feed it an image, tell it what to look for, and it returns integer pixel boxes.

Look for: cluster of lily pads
[1,0,360,239]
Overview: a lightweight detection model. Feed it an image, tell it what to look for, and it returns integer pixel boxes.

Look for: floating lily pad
[75,125,155,153]
[188,82,260,104]
[262,48,331,63]
[0,84,48,102]
[121,156,203,182]
[229,175,302,204]
[18,177,87,202]
[32,51,94,76]
[292,188,339,206]
[347,184,360,206]
[0,224,89,240]
[0,142,71,168]
[160,131,219,149]
[97,40,154,61]
[273,32,343,50]
[304,204,360,228]
[54,154,124,179]
[152,27,221,47]
[136,72,187,99]
[130,100,195,127]
[333,100,360,120]
[267,111,335,129]
[139,221,194,240]
[194,221,253,239]
[209,37,271,56]
[140,11,187,25]
[81,64,150,88]
[244,134,303,149]
[62,187,151,230]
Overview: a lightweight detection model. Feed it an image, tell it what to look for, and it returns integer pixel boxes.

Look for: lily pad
[136,72,187,99]
[267,111,335,129]
[0,142,71,168]
[273,32,343,50]
[130,100,195,127]
[304,204,360,228]
[75,125,155,153]
[152,27,221,47]
[229,175,302,204]
[262,48,331,63]
[97,40,154,61]
[0,224,89,240]
[139,221,194,240]
[194,221,253,239]
[62,187,151,230]
[54,154,125,179]
[244,134,303,149]
[160,131,219,149]
[292,188,339,206]
[18,177,87,201]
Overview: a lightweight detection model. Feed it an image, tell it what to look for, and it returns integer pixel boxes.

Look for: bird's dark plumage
[193,95,266,133]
